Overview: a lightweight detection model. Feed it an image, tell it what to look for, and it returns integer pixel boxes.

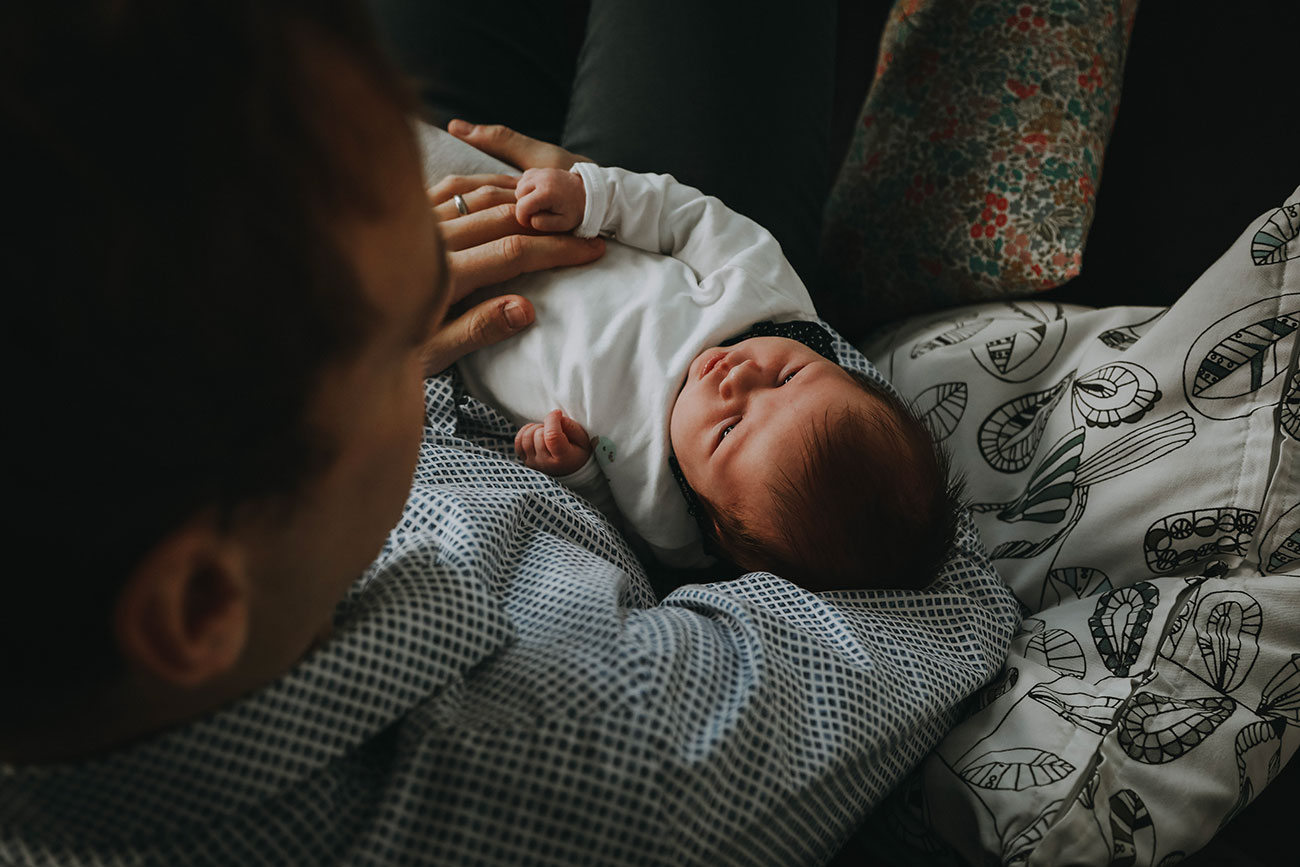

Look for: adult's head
[2,0,450,757]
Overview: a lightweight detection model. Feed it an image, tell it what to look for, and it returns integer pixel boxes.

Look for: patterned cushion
[817,0,1139,339]
[842,187,1300,865]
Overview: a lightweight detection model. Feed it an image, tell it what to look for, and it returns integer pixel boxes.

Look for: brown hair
[2,0,417,709]
[699,372,966,591]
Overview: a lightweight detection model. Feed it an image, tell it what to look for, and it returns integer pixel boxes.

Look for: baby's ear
[700,519,727,552]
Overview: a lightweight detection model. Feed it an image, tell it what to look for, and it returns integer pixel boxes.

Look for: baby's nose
[718,359,759,398]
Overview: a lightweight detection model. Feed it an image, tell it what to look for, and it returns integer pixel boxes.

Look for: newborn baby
[457,163,960,589]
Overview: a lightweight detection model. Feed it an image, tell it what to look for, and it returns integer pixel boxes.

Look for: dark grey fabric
[367,0,839,282]
[364,0,588,146]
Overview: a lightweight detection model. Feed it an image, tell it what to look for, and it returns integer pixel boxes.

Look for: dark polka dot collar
[718,319,840,364]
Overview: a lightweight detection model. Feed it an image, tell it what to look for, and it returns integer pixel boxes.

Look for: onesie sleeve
[570,162,809,304]
[555,455,620,526]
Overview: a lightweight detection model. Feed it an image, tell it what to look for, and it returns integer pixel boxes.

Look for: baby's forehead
[771,381,900,485]
[799,373,888,421]
[730,334,824,357]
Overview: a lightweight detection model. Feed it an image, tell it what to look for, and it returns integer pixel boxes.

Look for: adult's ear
[113,513,251,687]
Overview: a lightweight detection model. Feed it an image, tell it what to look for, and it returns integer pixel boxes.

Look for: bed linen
[849,186,1300,865]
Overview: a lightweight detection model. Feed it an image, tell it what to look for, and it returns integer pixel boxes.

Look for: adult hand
[447,119,589,171]
[421,173,606,375]
[428,173,606,306]
[421,293,535,377]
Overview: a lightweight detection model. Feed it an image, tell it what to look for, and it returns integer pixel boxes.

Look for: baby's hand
[515,409,593,476]
[515,167,586,233]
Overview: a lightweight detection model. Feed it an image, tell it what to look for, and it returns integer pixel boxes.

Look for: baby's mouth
[699,351,727,379]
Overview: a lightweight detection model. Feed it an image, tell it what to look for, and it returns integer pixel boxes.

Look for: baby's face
[669,336,882,538]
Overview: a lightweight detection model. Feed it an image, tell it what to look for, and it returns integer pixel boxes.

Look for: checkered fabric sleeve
[0,355,1018,866]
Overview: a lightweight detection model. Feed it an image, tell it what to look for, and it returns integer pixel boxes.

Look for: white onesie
[457,163,817,567]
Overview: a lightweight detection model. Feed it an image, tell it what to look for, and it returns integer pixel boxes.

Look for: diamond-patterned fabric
[1,337,1018,866]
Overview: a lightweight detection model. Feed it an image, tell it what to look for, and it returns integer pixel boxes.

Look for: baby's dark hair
[700,370,966,591]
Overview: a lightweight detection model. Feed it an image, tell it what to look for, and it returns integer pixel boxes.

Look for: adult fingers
[430,184,518,224]
[558,413,588,447]
[447,234,604,303]
[421,294,535,376]
[427,173,518,207]
[447,119,590,171]
[439,203,538,253]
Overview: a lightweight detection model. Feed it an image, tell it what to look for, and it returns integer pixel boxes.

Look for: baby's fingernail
[448,119,471,135]
[503,302,527,328]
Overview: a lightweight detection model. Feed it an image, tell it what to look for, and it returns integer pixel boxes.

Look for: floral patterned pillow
[816,0,1139,339]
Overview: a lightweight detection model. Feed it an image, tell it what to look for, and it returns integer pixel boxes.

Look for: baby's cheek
[667,393,693,456]
[667,393,713,493]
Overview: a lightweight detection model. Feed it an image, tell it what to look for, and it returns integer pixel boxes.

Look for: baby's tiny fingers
[514,190,543,228]
[515,170,539,196]
[541,410,568,456]
[532,426,553,461]
[528,212,574,233]
[515,423,538,458]
[557,413,589,448]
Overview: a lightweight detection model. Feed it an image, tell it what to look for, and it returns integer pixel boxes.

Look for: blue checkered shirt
[0,337,1017,866]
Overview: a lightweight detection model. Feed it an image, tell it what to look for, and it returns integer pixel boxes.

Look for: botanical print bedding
[851,187,1300,865]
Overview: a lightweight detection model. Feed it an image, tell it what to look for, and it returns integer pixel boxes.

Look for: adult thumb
[422,295,534,376]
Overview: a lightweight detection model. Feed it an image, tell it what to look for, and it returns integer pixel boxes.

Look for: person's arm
[553,456,619,525]
[404,415,1022,863]
[619,533,1015,862]
[401,331,1022,864]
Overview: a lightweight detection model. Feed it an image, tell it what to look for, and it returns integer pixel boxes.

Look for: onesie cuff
[556,453,602,489]
[571,162,608,239]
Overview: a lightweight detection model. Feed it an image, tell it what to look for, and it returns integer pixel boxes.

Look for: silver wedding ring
[453,193,470,216]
